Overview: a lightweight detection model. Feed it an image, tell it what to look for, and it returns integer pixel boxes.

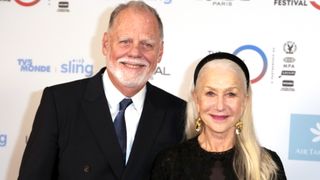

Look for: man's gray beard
[106,61,153,88]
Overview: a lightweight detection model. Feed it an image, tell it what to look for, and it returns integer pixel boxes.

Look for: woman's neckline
[192,136,235,156]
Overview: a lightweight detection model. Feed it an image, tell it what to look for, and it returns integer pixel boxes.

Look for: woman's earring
[195,117,202,132]
[235,120,243,135]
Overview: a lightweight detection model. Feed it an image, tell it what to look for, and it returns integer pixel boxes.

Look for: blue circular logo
[233,45,268,84]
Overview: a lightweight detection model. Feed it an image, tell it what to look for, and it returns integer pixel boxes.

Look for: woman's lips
[211,114,228,121]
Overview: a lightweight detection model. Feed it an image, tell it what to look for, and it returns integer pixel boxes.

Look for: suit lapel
[81,68,125,179]
[124,83,165,177]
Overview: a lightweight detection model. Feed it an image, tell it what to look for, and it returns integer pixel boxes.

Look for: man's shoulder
[47,68,104,92]
[43,77,91,97]
[146,82,186,105]
[42,68,104,100]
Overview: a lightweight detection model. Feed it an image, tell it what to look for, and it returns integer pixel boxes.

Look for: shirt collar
[102,71,146,111]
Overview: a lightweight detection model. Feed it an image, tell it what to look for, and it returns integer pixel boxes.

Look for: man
[18,1,186,180]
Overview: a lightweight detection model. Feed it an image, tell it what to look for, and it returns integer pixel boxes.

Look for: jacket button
[83,165,91,173]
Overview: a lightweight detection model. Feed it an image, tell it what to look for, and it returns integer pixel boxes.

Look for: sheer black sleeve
[151,147,176,180]
[265,148,287,180]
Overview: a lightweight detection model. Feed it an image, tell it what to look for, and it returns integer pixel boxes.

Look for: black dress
[151,137,287,180]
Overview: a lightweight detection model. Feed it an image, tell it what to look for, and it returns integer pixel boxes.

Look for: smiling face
[193,59,248,137]
[102,7,163,96]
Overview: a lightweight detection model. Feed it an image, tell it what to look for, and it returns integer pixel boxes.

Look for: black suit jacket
[18,68,186,180]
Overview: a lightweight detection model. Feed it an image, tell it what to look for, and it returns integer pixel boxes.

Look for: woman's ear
[241,93,249,114]
[192,90,200,113]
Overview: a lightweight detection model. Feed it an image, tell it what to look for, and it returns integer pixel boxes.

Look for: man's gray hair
[108,1,164,39]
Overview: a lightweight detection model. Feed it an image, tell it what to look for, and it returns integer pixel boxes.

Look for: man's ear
[102,32,109,56]
[157,41,164,63]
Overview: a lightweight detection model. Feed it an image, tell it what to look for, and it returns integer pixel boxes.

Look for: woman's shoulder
[262,147,287,180]
[262,147,283,164]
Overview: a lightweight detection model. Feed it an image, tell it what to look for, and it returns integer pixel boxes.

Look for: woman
[151,52,287,180]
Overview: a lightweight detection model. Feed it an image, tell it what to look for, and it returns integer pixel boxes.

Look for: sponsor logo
[147,0,172,4]
[0,134,7,147]
[274,0,320,10]
[195,0,251,7]
[57,1,69,12]
[289,114,320,161]
[60,58,93,77]
[310,1,320,10]
[283,64,295,68]
[154,66,170,76]
[281,70,296,76]
[274,0,308,6]
[15,0,40,6]
[208,45,268,84]
[279,41,297,91]
[283,57,296,63]
[282,80,294,86]
[17,58,93,77]
[233,45,268,84]
[150,66,171,80]
[17,58,51,72]
[283,41,297,54]
[280,78,295,90]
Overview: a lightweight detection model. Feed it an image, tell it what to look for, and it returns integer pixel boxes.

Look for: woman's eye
[205,91,215,96]
[227,92,236,97]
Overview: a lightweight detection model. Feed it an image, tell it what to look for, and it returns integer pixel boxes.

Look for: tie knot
[119,98,132,111]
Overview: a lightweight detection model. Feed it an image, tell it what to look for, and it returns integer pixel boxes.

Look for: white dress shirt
[102,72,146,164]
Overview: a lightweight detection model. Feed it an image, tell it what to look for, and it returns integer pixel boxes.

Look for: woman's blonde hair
[185,56,279,180]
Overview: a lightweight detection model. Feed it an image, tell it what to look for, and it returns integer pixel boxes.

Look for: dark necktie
[114,98,132,163]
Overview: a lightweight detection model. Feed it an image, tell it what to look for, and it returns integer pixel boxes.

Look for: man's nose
[127,42,142,58]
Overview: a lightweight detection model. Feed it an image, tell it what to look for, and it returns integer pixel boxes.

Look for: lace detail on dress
[151,136,236,180]
[151,136,287,180]
[197,141,235,180]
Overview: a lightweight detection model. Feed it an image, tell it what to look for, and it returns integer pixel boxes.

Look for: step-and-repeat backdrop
[1,0,320,179]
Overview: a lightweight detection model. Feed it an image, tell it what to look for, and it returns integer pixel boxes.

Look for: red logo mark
[310,1,320,10]
[15,0,40,6]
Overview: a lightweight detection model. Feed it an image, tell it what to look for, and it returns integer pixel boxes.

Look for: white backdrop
[1,0,320,179]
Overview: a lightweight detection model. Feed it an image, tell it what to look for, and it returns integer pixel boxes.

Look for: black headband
[193,52,250,88]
